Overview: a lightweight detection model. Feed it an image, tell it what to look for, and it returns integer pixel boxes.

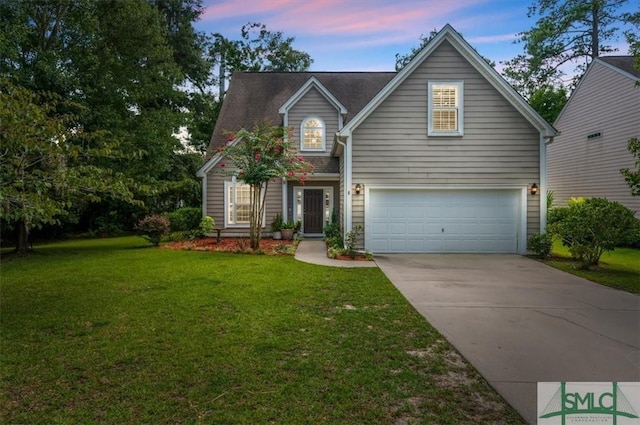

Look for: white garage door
[367,189,521,253]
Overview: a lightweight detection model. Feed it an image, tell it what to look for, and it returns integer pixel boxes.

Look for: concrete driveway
[375,254,640,424]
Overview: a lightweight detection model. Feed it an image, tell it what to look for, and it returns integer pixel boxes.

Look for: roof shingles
[205,72,396,162]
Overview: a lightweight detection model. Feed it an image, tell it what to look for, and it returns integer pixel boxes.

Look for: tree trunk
[15,220,31,253]
[592,0,599,58]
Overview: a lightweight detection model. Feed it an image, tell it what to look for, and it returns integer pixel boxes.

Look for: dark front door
[303,189,324,234]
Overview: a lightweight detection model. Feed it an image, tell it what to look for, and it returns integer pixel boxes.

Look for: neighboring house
[197,24,557,254]
[547,56,640,216]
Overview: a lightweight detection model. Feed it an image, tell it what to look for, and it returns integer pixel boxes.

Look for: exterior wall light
[354,183,362,195]
[530,183,538,196]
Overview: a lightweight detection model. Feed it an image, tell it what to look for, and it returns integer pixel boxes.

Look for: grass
[544,239,640,294]
[0,237,524,424]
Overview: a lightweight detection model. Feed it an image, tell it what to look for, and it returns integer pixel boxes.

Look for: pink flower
[255,153,261,161]
[220,162,226,168]
[275,146,281,154]
[298,156,304,162]
[288,171,295,177]
[238,169,244,175]
[227,133,235,141]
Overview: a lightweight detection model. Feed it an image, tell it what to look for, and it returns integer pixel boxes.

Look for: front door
[303,189,324,234]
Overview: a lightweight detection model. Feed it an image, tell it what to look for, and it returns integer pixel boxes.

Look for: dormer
[279,76,348,154]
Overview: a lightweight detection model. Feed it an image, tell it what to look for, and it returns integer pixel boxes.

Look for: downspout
[335,133,351,243]
[201,173,208,218]
[281,178,287,222]
[540,134,555,232]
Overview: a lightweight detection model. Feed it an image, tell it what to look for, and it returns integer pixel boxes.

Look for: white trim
[364,184,528,254]
[281,178,288,222]
[201,173,208,218]
[428,80,464,136]
[540,134,551,232]
[344,132,353,238]
[224,177,266,228]
[300,115,326,151]
[338,24,557,139]
[292,186,334,235]
[196,136,242,177]
[278,76,348,115]
[596,57,639,82]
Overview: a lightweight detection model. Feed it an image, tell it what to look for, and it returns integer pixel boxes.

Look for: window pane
[236,185,251,203]
[228,183,252,224]
[303,118,324,149]
[433,109,458,131]
[236,205,250,223]
[304,118,321,128]
[433,87,457,107]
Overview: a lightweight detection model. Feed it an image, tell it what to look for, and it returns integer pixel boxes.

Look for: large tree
[0,0,209,236]
[502,0,638,98]
[210,22,312,95]
[186,22,313,154]
[0,81,135,252]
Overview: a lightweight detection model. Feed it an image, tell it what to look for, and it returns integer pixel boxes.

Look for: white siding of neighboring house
[548,61,640,215]
[288,87,339,155]
[351,40,541,246]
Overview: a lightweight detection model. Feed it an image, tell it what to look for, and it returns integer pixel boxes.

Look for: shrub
[548,197,640,268]
[199,216,215,235]
[527,233,553,258]
[323,211,342,249]
[137,214,170,246]
[270,213,283,232]
[168,207,202,232]
[344,225,362,259]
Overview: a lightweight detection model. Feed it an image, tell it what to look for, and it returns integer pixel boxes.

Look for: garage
[366,188,523,253]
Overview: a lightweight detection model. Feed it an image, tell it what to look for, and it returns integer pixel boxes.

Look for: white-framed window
[428,81,463,136]
[224,177,265,227]
[301,116,325,151]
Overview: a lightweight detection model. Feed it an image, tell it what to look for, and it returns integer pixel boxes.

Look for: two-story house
[197,24,557,254]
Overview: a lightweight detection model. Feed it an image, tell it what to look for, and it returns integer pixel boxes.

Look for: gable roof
[597,56,639,79]
[554,56,639,126]
[337,24,558,139]
[278,76,347,115]
[204,72,395,161]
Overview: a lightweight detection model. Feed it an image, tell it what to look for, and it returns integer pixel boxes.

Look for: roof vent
[587,131,602,140]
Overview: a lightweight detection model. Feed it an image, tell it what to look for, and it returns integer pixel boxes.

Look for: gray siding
[548,61,640,215]
[351,40,541,245]
[205,166,283,235]
[289,87,340,155]
[286,181,340,232]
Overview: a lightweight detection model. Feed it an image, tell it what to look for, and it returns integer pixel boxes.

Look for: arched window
[301,117,325,151]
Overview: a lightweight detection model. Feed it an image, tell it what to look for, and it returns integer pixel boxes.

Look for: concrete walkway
[294,239,377,268]
[375,254,640,424]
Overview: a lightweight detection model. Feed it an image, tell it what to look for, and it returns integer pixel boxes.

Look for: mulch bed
[162,237,296,254]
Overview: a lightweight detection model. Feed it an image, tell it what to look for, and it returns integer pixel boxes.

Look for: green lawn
[0,237,523,424]
[545,240,640,294]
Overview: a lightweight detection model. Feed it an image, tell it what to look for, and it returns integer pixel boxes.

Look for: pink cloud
[201,0,493,41]
[201,0,294,21]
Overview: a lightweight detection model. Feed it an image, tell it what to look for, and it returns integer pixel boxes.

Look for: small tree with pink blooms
[220,121,313,249]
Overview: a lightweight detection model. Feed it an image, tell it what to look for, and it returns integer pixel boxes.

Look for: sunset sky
[194,0,637,73]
